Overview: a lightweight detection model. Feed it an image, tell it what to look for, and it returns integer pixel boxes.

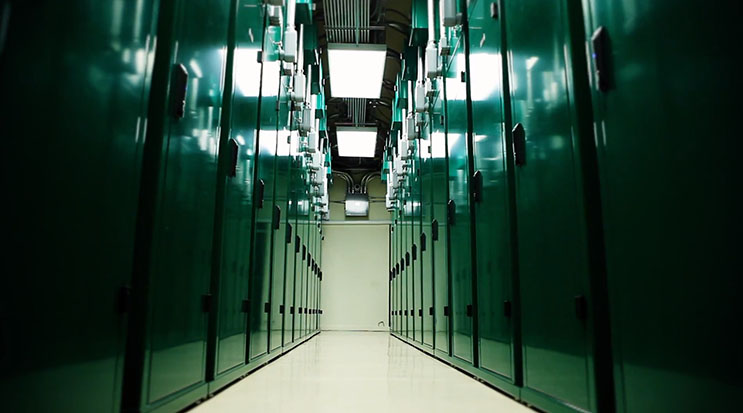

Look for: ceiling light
[336,127,377,158]
[327,44,386,98]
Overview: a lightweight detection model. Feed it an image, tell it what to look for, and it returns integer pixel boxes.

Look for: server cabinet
[283,145,302,346]
[268,71,293,353]
[443,25,475,364]
[430,91,451,356]
[504,0,598,410]
[122,0,233,410]
[248,17,282,362]
[582,1,741,411]
[419,133,435,348]
[209,0,264,381]
[0,2,159,411]
[466,0,518,381]
[411,139,424,344]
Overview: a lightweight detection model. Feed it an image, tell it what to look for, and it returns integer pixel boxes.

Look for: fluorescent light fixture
[345,193,370,217]
[327,43,386,98]
[336,127,377,158]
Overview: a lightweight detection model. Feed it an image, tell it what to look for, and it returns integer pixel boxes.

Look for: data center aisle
[190,332,532,413]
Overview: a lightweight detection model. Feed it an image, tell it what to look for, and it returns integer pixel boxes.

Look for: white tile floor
[191,331,533,413]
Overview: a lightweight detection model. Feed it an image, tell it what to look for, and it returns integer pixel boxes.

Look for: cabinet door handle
[447,200,455,225]
[432,219,439,241]
[513,123,526,167]
[503,300,512,318]
[171,64,188,119]
[228,138,239,177]
[272,205,281,230]
[472,170,483,203]
[466,304,473,318]
[591,26,611,92]
[420,233,427,252]
[256,179,266,208]
[575,295,587,321]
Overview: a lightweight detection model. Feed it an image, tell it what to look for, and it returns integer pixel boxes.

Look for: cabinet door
[583,1,741,411]
[444,31,475,365]
[268,74,292,353]
[142,0,232,404]
[0,1,158,411]
[213,0,264,377]
[248,19,282,361]
[467,0,516,380]
[505,0,595,410]
[419,135,435,348]
[430,92,450,355]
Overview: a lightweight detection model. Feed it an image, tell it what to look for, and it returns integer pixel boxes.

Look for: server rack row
[385,1,740,412]
[1,1,327,413]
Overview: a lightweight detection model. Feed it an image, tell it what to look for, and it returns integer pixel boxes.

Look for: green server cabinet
[411,139,424,344]
[296,202,307,339]
[0,2,158,412]
[390,225,396,332]
[209,0,264,384]
[419,133,435,348]
[283,145,302,347]
[443,23,475,365]
[268,72,293,354]
[122,0,233,411]
[504,0,600,411]
[582,1,741,411]
[430,85,451,356]
[466,0,518,382]
[248,17,282,362]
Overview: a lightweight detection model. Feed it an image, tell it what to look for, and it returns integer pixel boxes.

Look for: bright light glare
[336,127,377,158]
[327,44,386,98]
[526,57,539,70]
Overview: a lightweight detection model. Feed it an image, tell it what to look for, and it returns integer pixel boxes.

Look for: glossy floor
[191,331,533,413]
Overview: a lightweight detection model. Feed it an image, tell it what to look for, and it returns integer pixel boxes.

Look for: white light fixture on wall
[336,127,377,158]
[327,44,386,98]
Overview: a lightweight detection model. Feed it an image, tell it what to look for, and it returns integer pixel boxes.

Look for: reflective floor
[191,331,533,413]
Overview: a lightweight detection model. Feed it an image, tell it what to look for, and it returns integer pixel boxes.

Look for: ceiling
[314,0,413,176]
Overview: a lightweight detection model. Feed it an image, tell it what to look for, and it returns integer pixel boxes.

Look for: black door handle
[228,138,239,177]
[504,300,512,318]
[420,233,427,252]
[242,299,250,313]
[466,304,473,318]
[429,306,434,316]
[201,294,212,313]
[472,170,483,203]
[575,295,587,321]
[256,179,266,208]
[432,219,439,241]
[591,26,611,92]
[264,302,270,314]
[418,309,423,317]
[412,244,417,260]
[405,253,410,267]
[443,306,450,316]
[273,205,281,230]
[171,64,188,119]
[513,123,526,167]
[286,223,293,243]
[295,235,300,252]
[279,305,285,314]
[447,200,455,225]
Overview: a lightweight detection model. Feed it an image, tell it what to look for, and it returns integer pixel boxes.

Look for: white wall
[321,223,389,331]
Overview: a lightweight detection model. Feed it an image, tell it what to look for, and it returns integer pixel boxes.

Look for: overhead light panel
[327,44,386,98]
[336,127,377,158]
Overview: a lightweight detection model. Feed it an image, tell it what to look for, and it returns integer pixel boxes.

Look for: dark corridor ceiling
[314,0,413,176]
